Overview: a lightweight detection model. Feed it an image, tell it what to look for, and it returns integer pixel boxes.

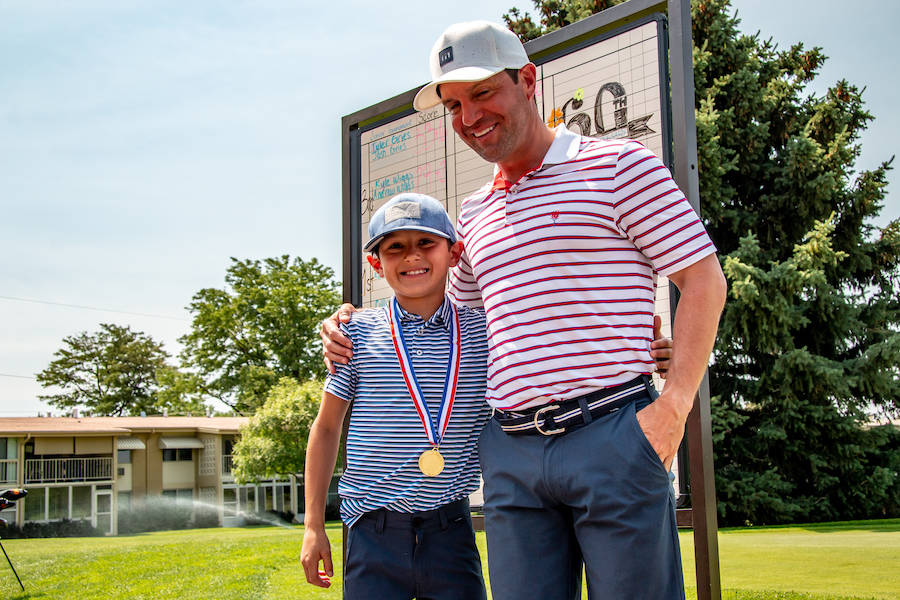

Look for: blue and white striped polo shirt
[325,295,490,526]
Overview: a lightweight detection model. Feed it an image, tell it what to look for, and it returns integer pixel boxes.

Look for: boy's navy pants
[343,498,486,600]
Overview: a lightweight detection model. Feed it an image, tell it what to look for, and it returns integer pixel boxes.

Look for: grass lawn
[0,519,896,599]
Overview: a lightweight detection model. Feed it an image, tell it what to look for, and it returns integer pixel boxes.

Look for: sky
[1,0,897,417]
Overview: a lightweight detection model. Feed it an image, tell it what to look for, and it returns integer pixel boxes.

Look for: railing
[222,454,234,475]
[25,457,113,483]
[0,459,16,485]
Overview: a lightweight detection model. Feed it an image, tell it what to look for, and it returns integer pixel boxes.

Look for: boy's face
[368,230,462,307]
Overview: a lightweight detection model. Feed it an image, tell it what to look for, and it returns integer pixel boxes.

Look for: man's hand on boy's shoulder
[300,525,334,588]
[321,303,358,373]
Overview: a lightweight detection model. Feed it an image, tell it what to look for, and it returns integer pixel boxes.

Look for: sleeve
[447,219,484,308]
[612,141,717,277]
[323,322,357,402]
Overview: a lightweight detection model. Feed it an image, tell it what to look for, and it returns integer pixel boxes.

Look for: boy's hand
[300,526,334,588]
[320,303,357,373]
[650,315,672,379]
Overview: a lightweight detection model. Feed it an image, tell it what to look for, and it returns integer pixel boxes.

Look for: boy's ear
[366,254,383,277]
[448,241,464,267]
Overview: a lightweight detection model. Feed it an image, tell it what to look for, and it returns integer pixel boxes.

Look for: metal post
[667,0,722,598]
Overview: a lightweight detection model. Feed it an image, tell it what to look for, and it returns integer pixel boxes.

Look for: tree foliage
[504,0,900,524]
[503,0,619,41]
[36,323,206,416]
[178,255,341,414]
[692,0,899,524]
[231,378,324,483]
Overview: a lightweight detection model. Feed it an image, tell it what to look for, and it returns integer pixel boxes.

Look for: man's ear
[519,63,538,101]
[448,241,464,268]
[366,254,383,278]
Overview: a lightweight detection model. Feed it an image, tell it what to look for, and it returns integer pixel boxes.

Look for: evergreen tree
[504,0,900,524]
[692,0,899,524]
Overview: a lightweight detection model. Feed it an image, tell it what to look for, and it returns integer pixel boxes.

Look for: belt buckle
[533,404,565,435]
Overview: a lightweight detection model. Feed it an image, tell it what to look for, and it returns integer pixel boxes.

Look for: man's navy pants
[478,393,685,600]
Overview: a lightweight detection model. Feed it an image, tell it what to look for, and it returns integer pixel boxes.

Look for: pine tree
[692,0,899,524]
[504,0,900,524]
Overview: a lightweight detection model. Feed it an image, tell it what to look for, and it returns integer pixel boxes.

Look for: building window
[24,487,46,521]
[72,486,92,519]
[162,449,193,462]
[117,450,131,464]
[161,489,193,503]
[0,437,16,484]
[48,487,68,520]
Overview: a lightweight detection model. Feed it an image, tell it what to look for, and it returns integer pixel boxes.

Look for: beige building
[0,416,303,535]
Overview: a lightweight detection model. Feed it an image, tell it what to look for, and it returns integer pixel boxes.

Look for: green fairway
[0,519,896,599]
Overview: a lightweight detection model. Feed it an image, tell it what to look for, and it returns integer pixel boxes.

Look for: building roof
[0,416,249,436]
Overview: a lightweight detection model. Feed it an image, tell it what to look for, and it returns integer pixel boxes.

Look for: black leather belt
[493,376,651,436]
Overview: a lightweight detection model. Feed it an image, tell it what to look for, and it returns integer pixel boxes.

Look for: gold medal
[418,447,444,477]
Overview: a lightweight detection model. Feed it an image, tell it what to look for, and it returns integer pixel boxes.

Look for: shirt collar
[490,125,581,190]
[394,295,452,330]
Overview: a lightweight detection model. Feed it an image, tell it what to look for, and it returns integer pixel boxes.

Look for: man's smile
[471,124,497,138]
[401,267,430,276]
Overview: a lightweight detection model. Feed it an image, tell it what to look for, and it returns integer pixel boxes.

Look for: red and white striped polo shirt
[448,126,717,411]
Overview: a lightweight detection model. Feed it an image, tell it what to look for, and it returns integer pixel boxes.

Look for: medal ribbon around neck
[387,297,461,448]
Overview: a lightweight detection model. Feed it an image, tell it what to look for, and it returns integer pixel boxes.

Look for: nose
[460,100,482,128]
[403,246,422,262]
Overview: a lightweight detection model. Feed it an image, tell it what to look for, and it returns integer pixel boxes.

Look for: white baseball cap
[413,21,530,111]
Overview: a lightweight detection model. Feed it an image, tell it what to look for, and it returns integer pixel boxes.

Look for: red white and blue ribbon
[387,298,461,447]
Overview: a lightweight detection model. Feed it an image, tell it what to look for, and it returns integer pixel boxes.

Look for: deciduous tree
[37,323,206,416]
[179,256,340,414]
[231,378,324,483]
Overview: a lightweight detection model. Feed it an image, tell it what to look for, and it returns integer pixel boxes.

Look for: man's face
[439,68,535,165]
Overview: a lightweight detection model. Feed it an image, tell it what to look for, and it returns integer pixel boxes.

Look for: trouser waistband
[356,498,470,533]
[493,375,654,436]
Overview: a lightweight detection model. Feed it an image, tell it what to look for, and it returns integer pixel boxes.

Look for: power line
[0,295,189,322]
[0,373,36,380]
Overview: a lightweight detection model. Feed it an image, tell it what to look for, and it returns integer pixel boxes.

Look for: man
[324,21,726,599]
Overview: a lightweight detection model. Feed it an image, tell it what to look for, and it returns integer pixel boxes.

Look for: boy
[300,192,491,600]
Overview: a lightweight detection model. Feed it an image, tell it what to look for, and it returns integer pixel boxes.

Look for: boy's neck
[395,292,445,321]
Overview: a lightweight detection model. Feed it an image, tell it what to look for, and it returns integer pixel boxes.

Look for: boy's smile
[369,230,462,320]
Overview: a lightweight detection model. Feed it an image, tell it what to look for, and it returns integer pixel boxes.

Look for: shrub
[0,518,101,539]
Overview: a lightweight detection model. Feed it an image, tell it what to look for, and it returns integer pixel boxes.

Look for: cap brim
[413,66,505,111]
[364,225,455,253]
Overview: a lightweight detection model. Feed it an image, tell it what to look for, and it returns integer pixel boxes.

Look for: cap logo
[438,46,454,68]
[385,201,421,223]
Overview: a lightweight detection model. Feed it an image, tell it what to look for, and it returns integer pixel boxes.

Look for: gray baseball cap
[364,193,457,253]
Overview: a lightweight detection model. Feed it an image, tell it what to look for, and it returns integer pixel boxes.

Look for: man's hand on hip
[635,391,689,471]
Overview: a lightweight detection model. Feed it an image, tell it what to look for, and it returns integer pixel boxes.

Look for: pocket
[630,403,669,476]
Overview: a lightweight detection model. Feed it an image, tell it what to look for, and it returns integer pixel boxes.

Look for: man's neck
[498,124,556,184]
[395,293,445,321]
